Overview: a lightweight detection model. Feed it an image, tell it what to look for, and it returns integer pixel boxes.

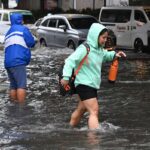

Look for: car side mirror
[59,25,67,31]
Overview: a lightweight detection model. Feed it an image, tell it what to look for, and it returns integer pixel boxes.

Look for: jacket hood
[87,23,106,49]
[10,13,23,25]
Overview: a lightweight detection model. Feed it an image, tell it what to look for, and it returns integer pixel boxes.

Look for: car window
[57,19,68,28]
[41,19,49,27]
[144,8,150,20]
[3,13,9,21]
[68,17,98,29]
[101,9,131,23]
[35,19,42,27]
[10,11,35,24]
[134,10,147,23]
[22,15,35,24]
[48,19,57,27]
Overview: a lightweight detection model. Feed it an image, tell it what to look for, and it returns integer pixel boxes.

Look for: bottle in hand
[108,58,119,83]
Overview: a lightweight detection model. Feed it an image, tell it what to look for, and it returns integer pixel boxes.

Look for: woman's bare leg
[70,96,86,127]
[83,98,99,129]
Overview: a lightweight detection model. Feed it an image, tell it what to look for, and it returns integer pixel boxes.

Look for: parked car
[30,18,43,37]
[0,24,10,44]
[0,23,37,48]
[99,6,150,52]
[0,9,35,27]
[0,9,37,48]
[37,14,99,49]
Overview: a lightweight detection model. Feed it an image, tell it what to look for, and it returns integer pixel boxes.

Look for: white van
[99,6,150,52]
[0,9,35,26]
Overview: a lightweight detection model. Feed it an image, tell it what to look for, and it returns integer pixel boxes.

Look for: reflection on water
[0,48,150,149]
[134,60,149,80]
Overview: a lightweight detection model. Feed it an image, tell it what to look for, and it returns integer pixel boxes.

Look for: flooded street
[0,47,150,150]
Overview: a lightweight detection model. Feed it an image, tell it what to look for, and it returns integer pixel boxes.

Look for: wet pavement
[0,47,150,150]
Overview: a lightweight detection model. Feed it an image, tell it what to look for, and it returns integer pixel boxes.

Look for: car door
[38,18,57,47]
[46,18,57,47]
[114,9,132,48]
[131,10,147,46]
[54,18,69,48]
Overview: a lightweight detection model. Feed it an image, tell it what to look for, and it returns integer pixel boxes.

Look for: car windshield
[11,11,35,24]
[144,8,150,20]
[68,17,98,29]
[101,9,131,23]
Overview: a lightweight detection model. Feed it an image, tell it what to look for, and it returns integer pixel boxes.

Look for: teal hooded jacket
[63,23,115,89]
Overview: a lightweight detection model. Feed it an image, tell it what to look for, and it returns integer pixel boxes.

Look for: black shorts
[76,84,97,101]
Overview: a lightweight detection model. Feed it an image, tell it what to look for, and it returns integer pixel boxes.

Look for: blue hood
[10,13,23,25]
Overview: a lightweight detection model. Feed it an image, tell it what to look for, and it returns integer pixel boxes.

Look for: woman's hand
[115,51,126,58]
[60,79,69,87]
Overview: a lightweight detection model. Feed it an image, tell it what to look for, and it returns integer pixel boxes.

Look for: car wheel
[134,38,144,53]
[68,41,75,50]
[40,39,47,47]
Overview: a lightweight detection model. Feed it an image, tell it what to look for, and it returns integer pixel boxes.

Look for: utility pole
[93,0,95,9]
[104,0,106,6]
[1,0,8,8]
[73,0,76,9]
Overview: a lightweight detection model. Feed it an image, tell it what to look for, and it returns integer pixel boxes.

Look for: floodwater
[0,47,150,150]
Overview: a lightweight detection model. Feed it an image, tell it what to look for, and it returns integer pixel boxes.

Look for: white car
[0,9,35,26]
[0,23,37,48]
[0,24,10,44]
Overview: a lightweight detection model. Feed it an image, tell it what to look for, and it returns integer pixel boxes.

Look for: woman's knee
[89,106,99,116]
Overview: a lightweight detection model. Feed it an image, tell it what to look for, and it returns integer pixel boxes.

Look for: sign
[8,0,19,8]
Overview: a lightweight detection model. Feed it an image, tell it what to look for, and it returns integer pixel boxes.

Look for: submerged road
[0,47,150,149]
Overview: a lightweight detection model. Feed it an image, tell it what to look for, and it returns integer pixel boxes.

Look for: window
[3,13,9,21]
[11,11,35,24]
[134,10,147,23]
[48,19,57,27]
[144,8,150,20]
[101,9,131,23]
[35,18,43,27]
[68,17,98,29]
[22,15,35,24]
[57,19,68,28]
[41,19,49,27]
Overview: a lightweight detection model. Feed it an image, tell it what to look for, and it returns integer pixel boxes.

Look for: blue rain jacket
[4,13,35,68]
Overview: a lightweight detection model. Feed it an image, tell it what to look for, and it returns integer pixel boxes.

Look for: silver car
[37,14,99,49]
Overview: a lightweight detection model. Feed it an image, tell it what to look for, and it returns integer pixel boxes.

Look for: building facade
[17,0,103,11]
[60,0,103,11]
[1,0,149,11]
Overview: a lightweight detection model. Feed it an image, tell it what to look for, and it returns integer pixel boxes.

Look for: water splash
[79,121,120,133]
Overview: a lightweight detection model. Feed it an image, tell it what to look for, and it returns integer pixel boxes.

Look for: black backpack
[58,42,90,96]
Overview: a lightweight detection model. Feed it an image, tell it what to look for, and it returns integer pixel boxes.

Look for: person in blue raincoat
[4,13,35,103]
